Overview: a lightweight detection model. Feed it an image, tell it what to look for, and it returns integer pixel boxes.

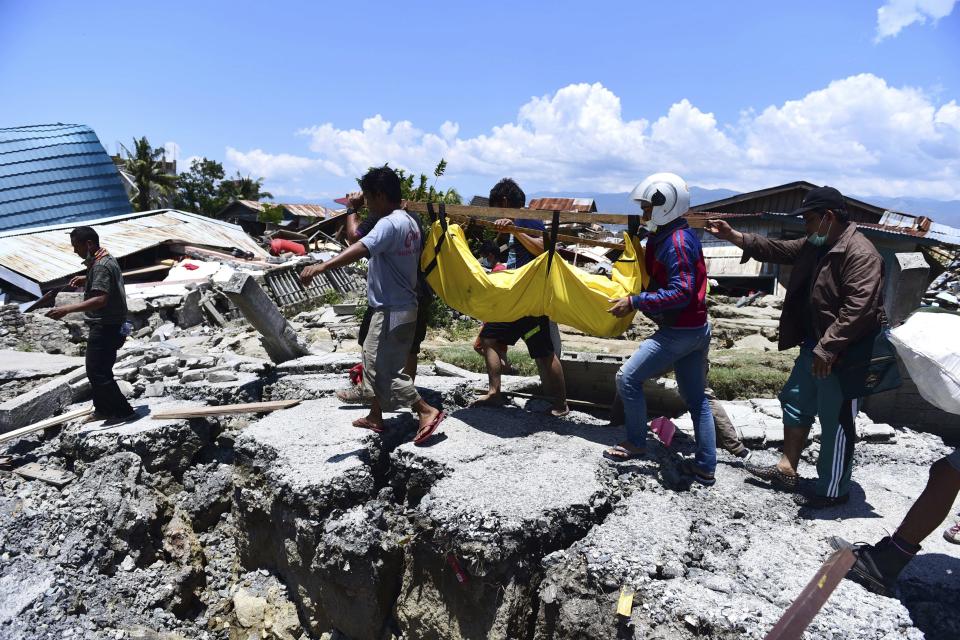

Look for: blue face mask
[480,258,492,269]
[807,217,832,247]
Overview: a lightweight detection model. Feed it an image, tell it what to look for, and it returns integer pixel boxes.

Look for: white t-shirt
[359,209,421,310]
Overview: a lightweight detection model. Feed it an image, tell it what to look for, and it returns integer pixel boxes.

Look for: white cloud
[225,75,960,202]
[875,0,957,41]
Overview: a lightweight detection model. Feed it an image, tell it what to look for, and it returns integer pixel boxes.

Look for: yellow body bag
[420,221,649,338]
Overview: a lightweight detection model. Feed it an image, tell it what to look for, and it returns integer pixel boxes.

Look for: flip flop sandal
[352,417,385,434]
[414,411,446,445]
[602,445,646,462]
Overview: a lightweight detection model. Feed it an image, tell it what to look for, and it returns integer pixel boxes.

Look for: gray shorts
[948,449,960,472]
[361,308,421,412]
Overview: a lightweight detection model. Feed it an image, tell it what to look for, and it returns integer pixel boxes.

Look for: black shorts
[479,315,554,359]
[358,297,429,355]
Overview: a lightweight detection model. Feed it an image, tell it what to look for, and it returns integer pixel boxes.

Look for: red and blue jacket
[629,218,708,329]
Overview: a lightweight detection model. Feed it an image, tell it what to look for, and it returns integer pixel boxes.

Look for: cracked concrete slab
[534,430,960,639]
[390,406,623,639]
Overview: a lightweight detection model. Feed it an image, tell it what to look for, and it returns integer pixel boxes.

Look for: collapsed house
[689,181,960,296]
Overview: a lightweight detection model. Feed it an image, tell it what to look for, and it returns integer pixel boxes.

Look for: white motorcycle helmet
[629,172,690,231]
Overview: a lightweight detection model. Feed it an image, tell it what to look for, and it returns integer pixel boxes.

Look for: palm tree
[121,137,177,211]
[221,172,273,201]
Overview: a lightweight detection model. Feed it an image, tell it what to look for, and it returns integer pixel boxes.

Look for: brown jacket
[740,223,886,363]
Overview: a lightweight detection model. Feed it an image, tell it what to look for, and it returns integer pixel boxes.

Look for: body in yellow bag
[420,221,649,338]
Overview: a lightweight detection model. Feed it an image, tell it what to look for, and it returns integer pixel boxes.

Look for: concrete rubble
[1,271,958,639]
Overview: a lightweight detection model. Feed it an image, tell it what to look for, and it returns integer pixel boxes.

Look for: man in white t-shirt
[301,166,445,444]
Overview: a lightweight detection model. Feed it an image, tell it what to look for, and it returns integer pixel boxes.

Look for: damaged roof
[0,124,132,232]
[224,200,336,219]
[528,197,597,212]
[0,209,269,296]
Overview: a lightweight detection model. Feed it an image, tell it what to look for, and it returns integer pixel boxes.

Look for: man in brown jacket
[706,186,886,508]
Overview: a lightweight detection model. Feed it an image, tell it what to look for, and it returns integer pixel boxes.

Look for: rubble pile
[923,256,960,310]
[2,335,958,639]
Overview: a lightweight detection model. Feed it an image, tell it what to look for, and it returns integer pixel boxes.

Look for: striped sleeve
[630,229,697,313]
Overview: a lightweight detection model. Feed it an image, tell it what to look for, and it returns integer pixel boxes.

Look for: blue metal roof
[0,123,132,231]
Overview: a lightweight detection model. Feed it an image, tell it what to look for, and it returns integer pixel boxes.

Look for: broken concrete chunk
[179,371,206,384]
[144,382,166,397]
[174,289,203,328]
[206,371,238,383]
[0,367,78,433]
[233,589,268,628]
[150,322,177,342]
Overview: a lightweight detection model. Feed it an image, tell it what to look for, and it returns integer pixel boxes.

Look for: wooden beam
[405,202,636,225]
[0,405,94,445]
[476,389,612,411]
[763,546,856,640]
[446,214,625,250]
[151,399,301,420]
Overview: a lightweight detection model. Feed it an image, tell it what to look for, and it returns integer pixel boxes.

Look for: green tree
[258,202,285,224]
[121,137,177,212]
[174,158,227,216]
[221,172,273,201]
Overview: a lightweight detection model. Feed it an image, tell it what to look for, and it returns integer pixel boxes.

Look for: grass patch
[707,348,798,400]
[420,345,540,377]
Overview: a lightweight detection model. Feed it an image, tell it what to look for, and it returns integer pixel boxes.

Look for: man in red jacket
[606,173,717,486]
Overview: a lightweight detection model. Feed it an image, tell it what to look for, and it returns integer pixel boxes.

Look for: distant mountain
[530,188,960,227]
[849,195,960,227]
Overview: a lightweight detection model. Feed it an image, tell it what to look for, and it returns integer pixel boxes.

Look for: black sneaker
[102,410,139,426]
[744,460,798,491]
[679,459,716,487]
[793,491,850,508]
[829,537,902,597]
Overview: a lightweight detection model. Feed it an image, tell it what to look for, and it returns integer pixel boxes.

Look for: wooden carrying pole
[405,202,634,225]
[445,214,625,250]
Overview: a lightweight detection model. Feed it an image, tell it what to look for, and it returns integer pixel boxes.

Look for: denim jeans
[86,323,133,418]
[616,324,717,474]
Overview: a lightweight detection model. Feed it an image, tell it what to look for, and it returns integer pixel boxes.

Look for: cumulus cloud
[225,75,960,201]
[875,0,957,41]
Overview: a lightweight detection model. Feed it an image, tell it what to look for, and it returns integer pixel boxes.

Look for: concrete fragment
[179,370,205,383]
[233,589,268,627]
[0,350,84,380]
[205,371,238,383]
[0,367,78,433]
[885,253,929,326]
[220,272,311,363]
[174,289,203,328]
[150,322,177,342]
[144,382,166,397]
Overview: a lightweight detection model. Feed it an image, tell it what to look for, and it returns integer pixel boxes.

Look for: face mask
[806,217,833,247]
[644,220,659,233]
[480,258,492,269]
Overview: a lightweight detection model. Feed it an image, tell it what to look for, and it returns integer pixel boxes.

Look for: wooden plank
[14,462,76,488]
[445,214,625,250]
[405,201,635,225]
[151,399,301,420]
[0,405,94,445]
[475,389,612,411]
[763,546,856,640]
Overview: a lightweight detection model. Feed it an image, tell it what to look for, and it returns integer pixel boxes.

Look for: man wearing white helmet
[606,173,718,486]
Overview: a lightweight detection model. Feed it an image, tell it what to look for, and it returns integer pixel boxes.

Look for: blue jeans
[616,324,717,474]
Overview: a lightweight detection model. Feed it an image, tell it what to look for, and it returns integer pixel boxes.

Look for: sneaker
[336,385,372,405]
[679,459,716,487]
[829,536,913,597]
[944,519,960,544]
[744,460,798,491]
[793,490,850,509]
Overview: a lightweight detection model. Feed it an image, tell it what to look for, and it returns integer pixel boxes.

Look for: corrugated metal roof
[528,197,597,212]
[0,123,132,231]
[234,200,333,219]
[703,245,763,276]
[0,209,269,293]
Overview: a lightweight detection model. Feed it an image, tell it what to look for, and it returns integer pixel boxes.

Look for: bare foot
[472,391,507,407]
[550,403,570,418]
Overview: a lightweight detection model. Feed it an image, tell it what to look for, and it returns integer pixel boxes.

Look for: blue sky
[2,0,959,202]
